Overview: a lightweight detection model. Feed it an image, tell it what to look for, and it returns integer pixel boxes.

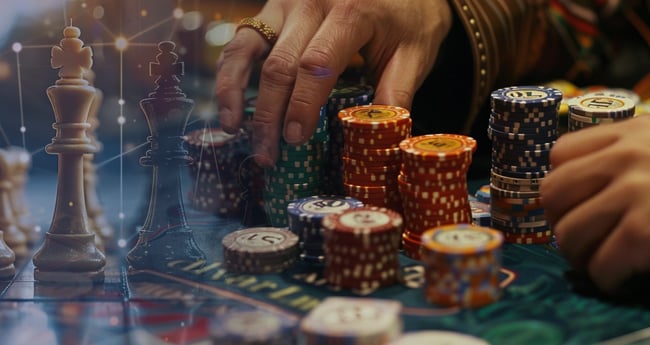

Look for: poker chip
[287,195,363,262]
[222,227,299,274]
[489,86,560,244]
[321,206,403,291]
[301,297,402,344]
[421,224,503,308]
[338,104,411,211]
[185,127,256,218]
[210,309,298,345]
[566,91,636,132]
[397,134,476,259]
[388,331,489,345]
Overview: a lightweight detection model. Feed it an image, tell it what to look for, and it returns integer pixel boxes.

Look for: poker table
[1,169,650,345]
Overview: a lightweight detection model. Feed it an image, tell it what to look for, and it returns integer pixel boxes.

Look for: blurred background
[0,0,265,174]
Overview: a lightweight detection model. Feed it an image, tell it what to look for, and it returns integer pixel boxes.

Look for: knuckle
[300,45,336,77]
[262,51,298,85]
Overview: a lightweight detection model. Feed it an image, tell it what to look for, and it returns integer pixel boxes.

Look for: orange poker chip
[399,134,477,161]
[338,104,411,129]
[421,224,503,255]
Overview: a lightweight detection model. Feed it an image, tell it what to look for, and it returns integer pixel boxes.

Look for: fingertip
[253,143,275,167]
[283,120,305,144]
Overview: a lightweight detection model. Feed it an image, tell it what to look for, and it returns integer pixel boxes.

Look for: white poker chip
[301,297,402,340]
[388,330,490,345]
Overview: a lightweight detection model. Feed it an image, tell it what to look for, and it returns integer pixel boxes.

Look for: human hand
[215,0,452,166]
[541,115,650,293]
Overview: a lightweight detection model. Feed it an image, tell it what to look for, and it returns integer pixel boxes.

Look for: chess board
[0,171,649,345]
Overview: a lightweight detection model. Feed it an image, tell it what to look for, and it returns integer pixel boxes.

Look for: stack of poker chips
[300,297,402,345]
[287,195,363,263]
[185,128,250,217]
[323,83,374,195]
[567,91,636,131]
[488,85,562,244]
[397,134,476,260]
[338,105,411,212]
[420,224,503,308]
[321,206,402,292]
[222,227,299,274]
[210,309,298,345]
[263,107,329,227]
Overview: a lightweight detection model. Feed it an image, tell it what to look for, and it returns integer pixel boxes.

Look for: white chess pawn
[0,148,28,259]
[7,146,41,244]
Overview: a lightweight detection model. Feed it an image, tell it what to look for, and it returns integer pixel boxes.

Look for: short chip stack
[338,105,411,212]
[222,227,299,274]
[287,195,363,263]
[323,83,374,195]
[210,309,298,345]
[321,206,402,292]
[301,297,402,345]
[397,134,476,260]
[421,224,503,308]
[567,91,636,131]
[185,128,248,217]
[489,86,562,244]
[263,107,329,227]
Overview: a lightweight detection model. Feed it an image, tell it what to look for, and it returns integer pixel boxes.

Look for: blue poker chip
[487,126,557,141]
[491,166,550,179]
[287,195,363,223]
[491,86,563,110]
[474,185,491,204]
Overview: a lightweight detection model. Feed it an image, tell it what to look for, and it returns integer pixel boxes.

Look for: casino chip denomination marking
[287,195,363,263]
[222,227,299,274]
[421,224,503,308]
[489,85,562,244]
[301,297,402,344]
[321,206,403,292]
[398,134,477,259]
[567,91,636,131]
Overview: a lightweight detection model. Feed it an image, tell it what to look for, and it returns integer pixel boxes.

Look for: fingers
[252,5,326,165]
[215,8,283,134]
[588,192,650,293]
[549,124,620,168]
[283,4,373,144]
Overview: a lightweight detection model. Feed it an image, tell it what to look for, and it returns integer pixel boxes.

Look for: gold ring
[237,17,278,45]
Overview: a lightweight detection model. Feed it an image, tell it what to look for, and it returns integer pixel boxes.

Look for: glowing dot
[115,37,128,51]
[68,201,74,207]
[173,8,184,19]
[118,116,125,125]
[118,98,125,105]
[34,225,42,233]
[181,11,203,31]
[117,239,127,248]
[81,2,87,8]
[93,6,105,19]
[12,43,22,53]
[140,9,148,17]
[213,12,223,21]
[205,22,236,46]
[20,126,26,133]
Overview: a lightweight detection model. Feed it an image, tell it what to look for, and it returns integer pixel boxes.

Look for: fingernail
[220,108,233,130]
[254,144,273,167]
[284,121,303,143]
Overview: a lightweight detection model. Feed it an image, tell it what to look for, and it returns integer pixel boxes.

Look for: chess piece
[126,41,206,273]
[32,25,106,283]
[8,146,42,245]
[84,69,113,251]
[0,230,15,278]
[0,149,28,259]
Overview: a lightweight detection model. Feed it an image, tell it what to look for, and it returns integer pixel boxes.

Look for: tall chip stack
[323,83,374,195]
[287,195,363,263]
[185,128,249,217]
[420,224,503,308]
[567,91,636,132]
[488,86,562,244]
[338,105,411,212]
[397,134,476,260]
[321,206,402,292]
[263,107,329,227]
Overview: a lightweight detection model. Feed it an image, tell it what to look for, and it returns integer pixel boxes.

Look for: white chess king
[32,25,106,283]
